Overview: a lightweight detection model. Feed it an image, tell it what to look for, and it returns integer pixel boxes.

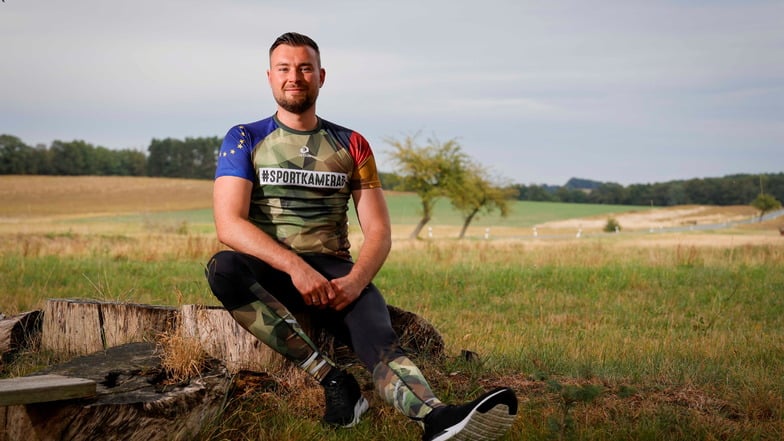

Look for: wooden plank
[0,344,231,441]
[0,375,96,406]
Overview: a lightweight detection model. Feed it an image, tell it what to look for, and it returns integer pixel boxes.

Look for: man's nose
[287,69,303,82]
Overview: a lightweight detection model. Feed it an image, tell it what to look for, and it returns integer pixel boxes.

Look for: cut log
[41,299,102,355]
[1,300,446,440]
[179,304,445,374]
[100,301,175,349]
[40,299,176,356]
[179,304,286,373]
[388,304,446,359]
[0,311,42,367]
[38,299,444,374]
[0,342,230,441]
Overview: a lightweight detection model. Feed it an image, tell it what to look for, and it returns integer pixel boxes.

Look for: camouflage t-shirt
[215,115,382,259]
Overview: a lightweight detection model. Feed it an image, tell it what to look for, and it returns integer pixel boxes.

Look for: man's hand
[328,275,366,311]
[290,264,335,308]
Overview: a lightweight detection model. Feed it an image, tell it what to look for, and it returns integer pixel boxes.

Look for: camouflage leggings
[206,251,441,418]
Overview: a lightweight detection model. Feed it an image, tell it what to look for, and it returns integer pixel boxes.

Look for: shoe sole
[340,396,369,428]
[431,388,518,441]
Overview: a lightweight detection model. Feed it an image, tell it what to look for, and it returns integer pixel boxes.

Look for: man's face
[268,44,325,115]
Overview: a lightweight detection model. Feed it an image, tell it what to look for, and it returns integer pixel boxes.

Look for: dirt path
[535,205,761,231]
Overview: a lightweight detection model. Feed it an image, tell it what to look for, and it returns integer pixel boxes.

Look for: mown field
[1,175,783,440]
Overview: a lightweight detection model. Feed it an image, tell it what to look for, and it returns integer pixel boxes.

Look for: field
[1,175,783,440]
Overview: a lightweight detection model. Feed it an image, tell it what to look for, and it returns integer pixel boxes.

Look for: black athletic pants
[205,250,405,370]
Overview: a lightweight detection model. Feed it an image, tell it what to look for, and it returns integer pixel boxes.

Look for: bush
[604,218,621,233]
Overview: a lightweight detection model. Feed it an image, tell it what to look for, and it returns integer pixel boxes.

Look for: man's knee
[205,250,240,284]
[205,250,257,309]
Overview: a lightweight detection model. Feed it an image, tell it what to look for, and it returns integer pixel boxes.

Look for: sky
[2,0,782,186]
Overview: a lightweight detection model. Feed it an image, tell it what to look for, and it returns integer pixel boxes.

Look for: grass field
[1,176,783,440]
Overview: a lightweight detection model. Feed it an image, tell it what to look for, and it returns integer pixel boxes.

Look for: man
[206,32,518,441]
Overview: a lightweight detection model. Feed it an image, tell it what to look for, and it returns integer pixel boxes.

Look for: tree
[448,163,514,239]
[378,172,404,191]
[556,186,588,203]
[49,140,96,175]
[147,137,220,179]
[525,184,557,202]
[147,138,183,178]
[115,149,147,176]
[750,193,782,222]
[588,182,627,204]
[386,135,467,239]
[185,136,221,179]
[0,134,34,174]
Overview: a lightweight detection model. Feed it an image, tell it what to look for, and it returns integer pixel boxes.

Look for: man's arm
[328,187,392,311]
[213,175,335,306]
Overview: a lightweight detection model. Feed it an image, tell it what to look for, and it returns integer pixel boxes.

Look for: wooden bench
[0,374,96,406]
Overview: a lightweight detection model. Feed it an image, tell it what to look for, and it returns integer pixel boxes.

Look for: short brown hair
[269,32,321,65]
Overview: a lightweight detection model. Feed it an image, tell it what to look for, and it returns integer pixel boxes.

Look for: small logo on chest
[299,146,317,159]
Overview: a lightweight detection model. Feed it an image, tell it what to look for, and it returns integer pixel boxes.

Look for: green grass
[5,239,782,440]
[367,194,649,227]
[379,244,784,386]
[1,193,782,440]
[53,194,647,232]
[0,254,215,312]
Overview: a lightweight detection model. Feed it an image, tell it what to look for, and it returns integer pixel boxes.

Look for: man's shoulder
[229,116,279,139]
[319,117,355,135]
[319,118,367,147]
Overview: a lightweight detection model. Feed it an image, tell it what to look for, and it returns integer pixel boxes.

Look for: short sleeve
[215,125,256,181]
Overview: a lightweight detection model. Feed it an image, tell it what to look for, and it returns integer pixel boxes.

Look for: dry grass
[2,174,780,241]
[156,330,209,383]
[153,288,209,383]
[2,175,783,440]
[0,175,213,218]
[4,232,224,261]
[535,205,761,232]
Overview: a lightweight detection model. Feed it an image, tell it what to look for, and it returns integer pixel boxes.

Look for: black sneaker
[422,387,518,441]
[321,370,369,428]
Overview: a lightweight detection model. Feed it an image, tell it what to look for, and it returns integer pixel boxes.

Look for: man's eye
[301,67,313,73]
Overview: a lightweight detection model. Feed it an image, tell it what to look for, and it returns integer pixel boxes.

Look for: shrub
[604,217,621,233]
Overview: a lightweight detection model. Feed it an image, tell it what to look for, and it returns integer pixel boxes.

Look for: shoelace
[324,378,351,409]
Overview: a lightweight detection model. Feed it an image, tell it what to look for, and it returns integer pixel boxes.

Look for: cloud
[1,0,782,184]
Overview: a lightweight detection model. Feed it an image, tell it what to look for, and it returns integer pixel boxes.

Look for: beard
[275,91,317,114]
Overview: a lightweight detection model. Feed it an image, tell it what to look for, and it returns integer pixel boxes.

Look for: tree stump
[387,304,445,359]
[179,304,286,374]
[18,300,445,375]
[0,311,42,368]
[1,300,445,440]
[0,342,230,441]
[179,304,445,374]
[40,299,176,356]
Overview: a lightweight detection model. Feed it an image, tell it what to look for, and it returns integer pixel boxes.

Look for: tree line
[2,132,781,213]
[509,174,784,207]
[0,134,220,180]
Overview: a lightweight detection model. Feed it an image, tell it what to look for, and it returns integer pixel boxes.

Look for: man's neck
[276,108,319,132]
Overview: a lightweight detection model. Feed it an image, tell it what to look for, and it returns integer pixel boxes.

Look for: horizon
[3,129,782,189]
